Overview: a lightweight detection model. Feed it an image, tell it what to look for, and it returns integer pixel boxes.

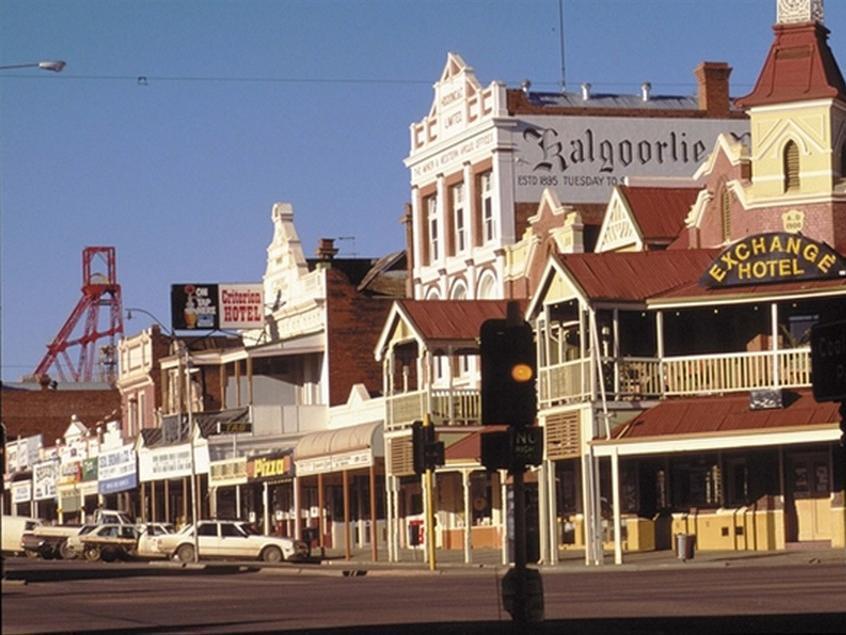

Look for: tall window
[783,141,800,192]
[451,183,466,254]
[427,195,439,261]
[480,171,494,242]
[720,188,731,242]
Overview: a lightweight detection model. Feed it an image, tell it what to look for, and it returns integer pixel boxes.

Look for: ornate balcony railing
[385,388,482,431]
[539,347,812,405]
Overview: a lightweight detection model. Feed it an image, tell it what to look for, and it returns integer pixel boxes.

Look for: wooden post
[140,482,147,523]
[370,464,378,562]
[151,480,157,523]
[317,473,325,552]
[343,470,351,560]
[182,477,188,525]
[164,479,170,523]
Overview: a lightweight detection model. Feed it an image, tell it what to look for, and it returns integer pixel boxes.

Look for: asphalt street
[3,556,845,633]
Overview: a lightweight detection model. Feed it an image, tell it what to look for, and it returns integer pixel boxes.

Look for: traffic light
[480,318,537,427]
[412,420,445,476]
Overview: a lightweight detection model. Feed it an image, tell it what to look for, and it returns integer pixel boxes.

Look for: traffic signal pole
[423,414,437,571]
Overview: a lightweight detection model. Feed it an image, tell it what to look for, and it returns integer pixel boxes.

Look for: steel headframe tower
[33,246,124,383]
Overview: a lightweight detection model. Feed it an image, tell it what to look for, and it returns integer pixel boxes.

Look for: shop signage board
[5,434,43,473]
[33,459,59,501]
[701,233,846,288]
[170,283,264,331]
[82,458,98,482]
[139,443,210,482]
[12,480,32,504]
[98,445,138,494]
[209,457,248,487]
[296,450,372,476]
[246,453,293,481]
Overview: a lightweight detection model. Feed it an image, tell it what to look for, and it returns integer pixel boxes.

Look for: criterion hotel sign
[702,233,846,288]
[171,283,264,331]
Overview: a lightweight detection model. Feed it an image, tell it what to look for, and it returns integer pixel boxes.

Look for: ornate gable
[595,188,641,252]
[263,202,310,311]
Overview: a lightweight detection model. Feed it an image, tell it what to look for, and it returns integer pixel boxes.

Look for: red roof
[620,186,700,243]
[556,250,718,301]
[555,249,846,303]
[397,300,523,342]
[738,22,846,108]
[612,390,839,441]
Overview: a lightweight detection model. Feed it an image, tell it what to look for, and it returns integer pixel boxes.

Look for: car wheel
[59,540,77,560]
[176,544,195,563]
[100,547,117,563]
[261,546,284,563]
[84,546,101,562]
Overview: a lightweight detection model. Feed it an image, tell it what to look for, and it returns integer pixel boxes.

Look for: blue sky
[2,0,845,382]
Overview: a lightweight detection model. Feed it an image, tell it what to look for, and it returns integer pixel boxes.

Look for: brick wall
[1,386,121,445]
[325,268,393,407]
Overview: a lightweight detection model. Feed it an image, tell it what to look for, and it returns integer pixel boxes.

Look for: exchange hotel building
[383,0,845,563]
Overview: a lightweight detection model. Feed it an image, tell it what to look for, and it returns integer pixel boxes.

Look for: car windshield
[80,525,97,535]
[240,523,261,536]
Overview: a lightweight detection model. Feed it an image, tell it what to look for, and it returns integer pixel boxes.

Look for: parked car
[2,516,42,556]
[79,524,141,562]
[154,520,308,563]
[59,524,99,559]
[136,523,175,559]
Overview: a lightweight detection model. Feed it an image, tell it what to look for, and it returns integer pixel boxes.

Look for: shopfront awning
[592,389,841,458]
[195,407,251,435]
[295,421,383,476]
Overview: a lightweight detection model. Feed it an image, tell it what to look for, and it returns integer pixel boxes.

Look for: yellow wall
[747,102,838,201]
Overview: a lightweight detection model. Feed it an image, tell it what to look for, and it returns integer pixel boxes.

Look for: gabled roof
[375,299,522,359]
[737,22,846,108]
[611,390,838,441]
[620,185,700,244]
[554,250,719,302]
[397,299,517,341]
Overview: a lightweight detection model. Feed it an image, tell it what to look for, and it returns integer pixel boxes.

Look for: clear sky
[2,0,845,382]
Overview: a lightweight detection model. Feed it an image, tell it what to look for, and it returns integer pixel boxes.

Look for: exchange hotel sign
[703,233,846,288]
[514,116,749,204]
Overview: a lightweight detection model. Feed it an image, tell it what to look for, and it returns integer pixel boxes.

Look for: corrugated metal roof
[621,185,700,242]
[556,250,718,301]
[525,92,714,111]
[613,390,839,441]
[398,300,524,342]
[556,250,846,303]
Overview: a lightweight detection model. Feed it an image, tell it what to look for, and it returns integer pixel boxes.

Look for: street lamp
[126,308,200,564]
[0,60,66,72]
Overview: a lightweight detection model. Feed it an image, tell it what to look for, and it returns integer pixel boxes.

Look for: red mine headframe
[33,246,125,384]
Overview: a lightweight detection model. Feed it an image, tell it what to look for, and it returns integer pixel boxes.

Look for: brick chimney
[402,203,414,297]
[695,62,732,116]
[316,238,338,264]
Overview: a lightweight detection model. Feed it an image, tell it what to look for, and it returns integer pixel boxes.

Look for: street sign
[810,320,846,402]
[481,427,544,472]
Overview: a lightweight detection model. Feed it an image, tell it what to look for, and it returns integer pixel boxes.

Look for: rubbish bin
[675,533,695,561]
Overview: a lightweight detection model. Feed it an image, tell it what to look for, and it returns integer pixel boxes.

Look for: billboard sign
[98,444,138,494]
[170,283,264,331]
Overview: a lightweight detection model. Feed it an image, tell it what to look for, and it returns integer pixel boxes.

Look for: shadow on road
[62,613,846,634]
[3,564,260,583]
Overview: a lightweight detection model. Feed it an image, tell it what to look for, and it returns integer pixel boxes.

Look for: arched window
[720,188,731,242]
[783,141,800,192]
[450,280,467,300]
[476,271,497,299]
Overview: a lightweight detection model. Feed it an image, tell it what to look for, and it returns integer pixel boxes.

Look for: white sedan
[155,520,308,563]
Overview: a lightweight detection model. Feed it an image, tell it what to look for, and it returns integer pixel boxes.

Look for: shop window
[671,459,722,508]
[725,459,749,506]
